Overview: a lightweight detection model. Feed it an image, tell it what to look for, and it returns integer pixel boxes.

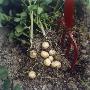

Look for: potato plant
[0,0,64,80]
[0,0,64,48]
[0,0,89,47]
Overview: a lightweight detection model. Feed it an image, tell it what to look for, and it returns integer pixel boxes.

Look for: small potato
[28,71,36,79]
[48,56,54,62]
[51,61,61,68]
[41,51,49,58]
[44,58,51,66]
[30,50,37,58]
[49,50,56,56]
[42,42,49,49]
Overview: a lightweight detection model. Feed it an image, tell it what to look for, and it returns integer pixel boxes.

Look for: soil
[0,24,90,90]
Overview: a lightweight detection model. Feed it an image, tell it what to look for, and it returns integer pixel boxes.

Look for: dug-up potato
[48,56,54,62]
[30,50,37,58]
[42,42,50,49]
[41,51,49,58]
[49,50,56,56]
[28,71,36,79]
[51,61,61,68]
[44,58,51,66]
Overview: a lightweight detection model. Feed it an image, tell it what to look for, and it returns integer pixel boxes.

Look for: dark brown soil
[0,26,90,90]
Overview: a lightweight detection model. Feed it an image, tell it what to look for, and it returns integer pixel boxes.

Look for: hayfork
[58,0,78,70]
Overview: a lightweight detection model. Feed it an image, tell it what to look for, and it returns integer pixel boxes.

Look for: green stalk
[36,15,39,24]
[30,11,34,48]
[39,19,46,37]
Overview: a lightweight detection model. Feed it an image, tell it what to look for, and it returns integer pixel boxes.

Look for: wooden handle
[64,0,75,29]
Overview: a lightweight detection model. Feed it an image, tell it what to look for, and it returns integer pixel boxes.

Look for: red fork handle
[57,0,75,28]
[64,0,75,29]
[57,0,78,70]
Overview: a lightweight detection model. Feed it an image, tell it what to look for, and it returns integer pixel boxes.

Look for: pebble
[81,50,87,54]
[18,59,22,62]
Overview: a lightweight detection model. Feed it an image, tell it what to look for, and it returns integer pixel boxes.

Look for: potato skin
[30,50,37,58]
[48,56,54,61]
[42,42,49,49]
[41,51,49,58]
[44,58,51,66]
[28,71,36,79]
[49,50,56,56]
[51,61,61,68]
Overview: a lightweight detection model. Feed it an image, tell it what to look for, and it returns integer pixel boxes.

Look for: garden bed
[0,0,90,90]
[0,27,90,90]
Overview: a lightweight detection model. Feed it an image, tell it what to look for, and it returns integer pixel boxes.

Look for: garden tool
[58,0,78,70]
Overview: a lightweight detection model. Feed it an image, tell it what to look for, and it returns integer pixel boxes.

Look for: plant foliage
[0,66,8,80]
[0,66,22,90]
[0,0,64,48]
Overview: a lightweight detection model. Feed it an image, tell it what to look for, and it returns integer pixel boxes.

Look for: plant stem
[39,19,46,37]
[30,11,33,48]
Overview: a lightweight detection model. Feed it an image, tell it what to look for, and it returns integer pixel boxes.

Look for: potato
[28,71,36,79]
[41,51,49,58]
[48,56,54,62]
[30,50,37,58]
[42,42,49,49]
[44,58,51,66]
[49,50,56,56]
[51,61,61,68]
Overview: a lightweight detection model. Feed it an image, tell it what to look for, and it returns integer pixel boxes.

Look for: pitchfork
[57,0,78,70]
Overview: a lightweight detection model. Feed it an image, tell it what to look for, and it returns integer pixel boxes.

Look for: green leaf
[15,25,24,33]
[20,12,27,17]
[0,0,9,5]
[15,31,23,37]
[37,7,43,14]
[41,13,48,19]
[16,12,27,21]
[15,31,20,37]
[0,66,8,80]
[14,84,22,90]
[15,25,24,37]
[0,12,11,22]
[0,0,4,4]
[28,5,37,12]
[14,18,20,22]
[2,78,10,90]
[20,12,27,21]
